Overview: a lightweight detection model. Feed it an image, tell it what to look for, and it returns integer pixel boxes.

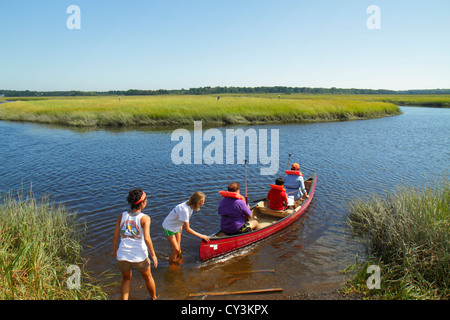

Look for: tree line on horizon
[1,87,450,97]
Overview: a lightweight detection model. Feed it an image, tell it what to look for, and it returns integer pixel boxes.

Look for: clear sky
[1,0,449,91]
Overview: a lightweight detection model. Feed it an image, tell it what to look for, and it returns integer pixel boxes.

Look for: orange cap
[291,163,300,170]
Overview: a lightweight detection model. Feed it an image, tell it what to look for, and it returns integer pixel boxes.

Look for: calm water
[0,106,448,299]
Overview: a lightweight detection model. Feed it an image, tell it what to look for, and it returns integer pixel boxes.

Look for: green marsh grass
[0,95,401,127]
[374,94,450,107]
[240,93,450,108]
[0,190,107,299]
[346,177,449,299]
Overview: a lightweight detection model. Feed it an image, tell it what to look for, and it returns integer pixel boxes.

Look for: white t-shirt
[162,202,193,233]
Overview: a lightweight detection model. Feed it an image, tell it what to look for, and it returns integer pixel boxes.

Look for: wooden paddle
[244,159,248,204]
[286,153,292,170]
[189,287,283,297]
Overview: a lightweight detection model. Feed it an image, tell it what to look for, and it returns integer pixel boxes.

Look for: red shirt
[267,185,288,210]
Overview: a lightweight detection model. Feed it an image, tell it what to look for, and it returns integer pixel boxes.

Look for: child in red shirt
[267,178,288,210]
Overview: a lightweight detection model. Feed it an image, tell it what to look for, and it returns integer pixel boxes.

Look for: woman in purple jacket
[218,182,259,235]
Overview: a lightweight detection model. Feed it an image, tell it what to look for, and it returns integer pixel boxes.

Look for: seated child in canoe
[284,163,309,202]
[267,177,289,210]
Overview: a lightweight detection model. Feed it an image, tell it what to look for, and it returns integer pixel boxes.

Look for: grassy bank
[268,94,450,108]
[0,95,401,127]
[0,191,107,299]
[375,94,450,107]
[346,177,449,299]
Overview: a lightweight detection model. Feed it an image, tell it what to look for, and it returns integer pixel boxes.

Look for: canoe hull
[199,173,317,261]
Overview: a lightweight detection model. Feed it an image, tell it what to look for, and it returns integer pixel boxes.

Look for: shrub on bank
[346,177,449,299]
[0,191,107,299]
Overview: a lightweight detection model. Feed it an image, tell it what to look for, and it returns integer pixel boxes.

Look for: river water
[0,106,448,300]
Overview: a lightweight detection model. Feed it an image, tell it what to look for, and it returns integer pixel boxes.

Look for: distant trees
[1,87,449,97]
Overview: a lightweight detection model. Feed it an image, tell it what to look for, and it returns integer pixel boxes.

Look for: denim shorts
[117,257,150,272]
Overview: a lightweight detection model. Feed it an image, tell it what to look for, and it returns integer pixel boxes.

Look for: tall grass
[0,95,400,127]
[346,177,449,299]
[374,95,450,107]
[245,93,450,109]
[0,190,107,299]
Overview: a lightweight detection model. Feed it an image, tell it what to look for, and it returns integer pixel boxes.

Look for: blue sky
[1,0,449,91]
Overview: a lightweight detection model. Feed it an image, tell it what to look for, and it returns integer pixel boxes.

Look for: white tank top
[117,211,148,262]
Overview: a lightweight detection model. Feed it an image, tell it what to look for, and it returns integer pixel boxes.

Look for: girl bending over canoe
[162,191,210,264]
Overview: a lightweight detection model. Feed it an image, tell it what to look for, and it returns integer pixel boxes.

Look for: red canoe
[199,173,317,261]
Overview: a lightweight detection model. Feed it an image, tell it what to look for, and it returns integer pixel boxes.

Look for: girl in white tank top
[116,211,148,262]
[111,188,158,300]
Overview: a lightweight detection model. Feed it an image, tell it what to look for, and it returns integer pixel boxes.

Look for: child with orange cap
[284,163,309,201]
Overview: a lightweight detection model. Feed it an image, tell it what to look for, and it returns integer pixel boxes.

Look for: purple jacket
[218,198,252,235]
